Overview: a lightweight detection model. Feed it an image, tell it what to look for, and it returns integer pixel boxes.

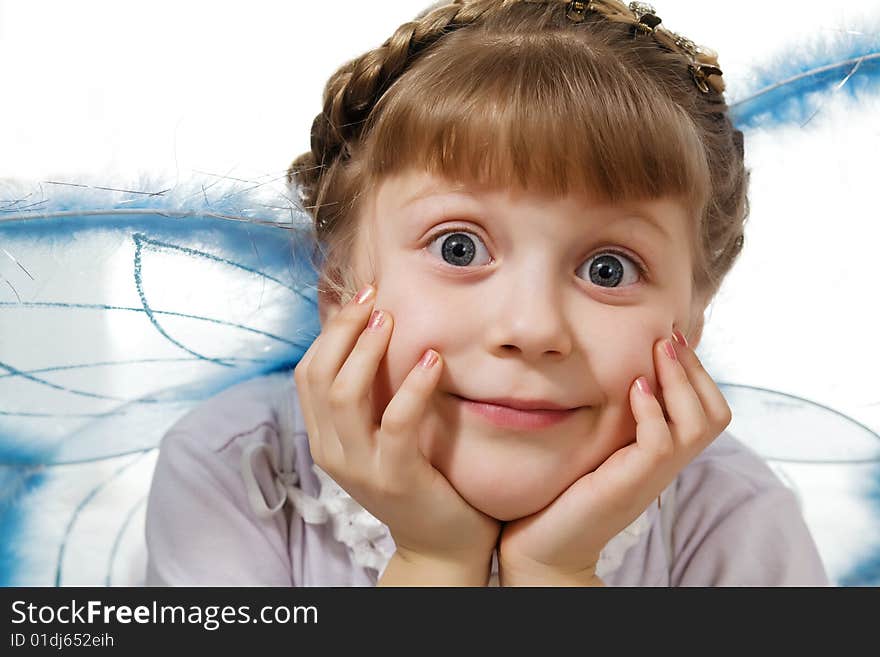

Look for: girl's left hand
[497,332,733,586]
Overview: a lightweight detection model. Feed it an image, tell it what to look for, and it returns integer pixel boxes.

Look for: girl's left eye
[426,230,492,267]
[575,251,644,289]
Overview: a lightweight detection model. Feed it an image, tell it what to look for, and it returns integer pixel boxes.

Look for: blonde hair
[288,0,748,306]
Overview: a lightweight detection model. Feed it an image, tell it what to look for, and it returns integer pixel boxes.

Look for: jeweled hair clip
[564,0,593,22]
[628,1,662,33]
[563,0,724,94]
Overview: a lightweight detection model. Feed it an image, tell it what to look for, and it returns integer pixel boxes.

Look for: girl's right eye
[425,230,492,267]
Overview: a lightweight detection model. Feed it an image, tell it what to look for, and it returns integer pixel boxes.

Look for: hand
[294,284,500,574]
[498,332,732,585]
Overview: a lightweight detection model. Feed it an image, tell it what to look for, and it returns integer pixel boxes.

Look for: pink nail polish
[367,310,385,329]
[353,284,375,305]
[663,339,677,361]
[419,349,438,369]
[636,377,652,395]
[672,329,689,348]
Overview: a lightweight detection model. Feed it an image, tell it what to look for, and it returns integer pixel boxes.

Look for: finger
[628,375,675,463]
[670,332,733,439]
[305,283,377,393]
[303,284,377,466]
[654,337,707,450]
[574,376,675,518]
[295,285,374,468]
[294,337,324,463]
[330,309,394,464]
[555,376,675,524]
[377,349,443,478]
[298,325,322,367]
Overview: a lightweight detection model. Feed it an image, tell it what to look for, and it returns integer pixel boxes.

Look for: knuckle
[374,472,406,499]
[293,361,308,386]
[381,394,418,435]
[719,402,734,428]
[342,303,372,326]
[380,412,408,436]
[652,436,676,460]
[684,417,709,444]
[328,382,354,408]
[306,362,332,388]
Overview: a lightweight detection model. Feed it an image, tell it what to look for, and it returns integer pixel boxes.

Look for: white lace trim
[241,438,654,579]
[595,510,650,579]
[309,466,395,572]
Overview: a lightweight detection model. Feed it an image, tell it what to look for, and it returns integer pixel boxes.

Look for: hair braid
[288,1,517,222]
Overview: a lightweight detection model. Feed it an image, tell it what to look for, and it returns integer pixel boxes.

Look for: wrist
[377,549,493,587]
[498,558,604,587]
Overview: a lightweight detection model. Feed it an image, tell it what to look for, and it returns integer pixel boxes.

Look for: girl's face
[320,168,707,521]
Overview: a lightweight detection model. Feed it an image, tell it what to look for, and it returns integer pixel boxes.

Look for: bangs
[360,32,711,212]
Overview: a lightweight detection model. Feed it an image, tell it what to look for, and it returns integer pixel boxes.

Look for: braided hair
[288,0,748,307]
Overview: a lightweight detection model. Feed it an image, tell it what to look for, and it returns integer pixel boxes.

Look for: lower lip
[454,396,580,430]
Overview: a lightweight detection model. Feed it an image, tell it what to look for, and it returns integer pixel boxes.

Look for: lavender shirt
[144,372,829,587]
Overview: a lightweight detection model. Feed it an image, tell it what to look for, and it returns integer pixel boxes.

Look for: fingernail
[353,284,375,305]
[663,339,677,361]
[367,310,385,329]
[636,376,652,395]
[672,328,689,348]
[419,349,438,369]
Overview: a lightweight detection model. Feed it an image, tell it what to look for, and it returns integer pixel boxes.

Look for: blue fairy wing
[729,28,880,130]
[0,175,320,585]
[705,21,880,586]
[718,383,880,586]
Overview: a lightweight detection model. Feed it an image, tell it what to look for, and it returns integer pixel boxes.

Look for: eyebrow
[401,185,474,209]
[401,187,671,242]
[618,212,671,242]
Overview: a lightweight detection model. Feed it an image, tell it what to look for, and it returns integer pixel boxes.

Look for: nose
[483,263,573,361]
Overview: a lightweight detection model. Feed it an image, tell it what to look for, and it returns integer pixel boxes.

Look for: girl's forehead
[376,168,588,209]
[375,167,692,223]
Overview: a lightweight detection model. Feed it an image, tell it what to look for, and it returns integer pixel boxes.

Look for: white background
[1,0,879,583]
[0,0,876,180]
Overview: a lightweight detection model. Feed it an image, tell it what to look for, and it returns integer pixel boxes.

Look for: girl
[144,0,828,586]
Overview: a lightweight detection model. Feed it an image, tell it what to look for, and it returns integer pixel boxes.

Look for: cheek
[589,310,685,434]
[586,318,669,400]
[564,317,673,473]
[370,284,456,411]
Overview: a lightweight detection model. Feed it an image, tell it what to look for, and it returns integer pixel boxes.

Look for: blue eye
[576,251,643,288]
[426,230,492,267]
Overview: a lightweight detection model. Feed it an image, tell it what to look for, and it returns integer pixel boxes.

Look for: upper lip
[454,394,580,412]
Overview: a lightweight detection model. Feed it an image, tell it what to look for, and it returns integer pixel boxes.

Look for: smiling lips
[451,394,583,430]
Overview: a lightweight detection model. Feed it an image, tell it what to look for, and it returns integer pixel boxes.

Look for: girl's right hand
[293,284,500,572]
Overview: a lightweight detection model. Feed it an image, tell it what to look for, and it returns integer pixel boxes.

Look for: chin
[451,472,566,522]
[473,498,548,522]
[423,400,607,521]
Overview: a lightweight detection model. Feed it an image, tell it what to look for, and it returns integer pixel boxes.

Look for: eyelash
[424,226,649,283]
[592,247,649,279]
